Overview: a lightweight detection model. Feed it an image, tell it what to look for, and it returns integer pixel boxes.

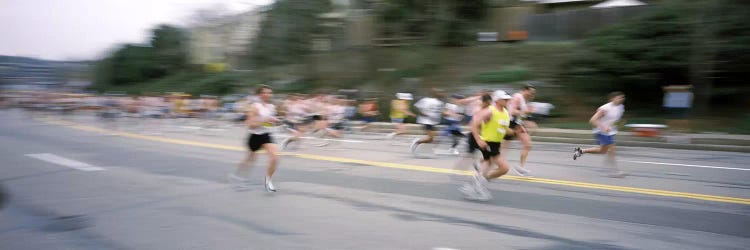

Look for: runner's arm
[507,96,522,117]
[589,108,606,131]
[470,109,490,148]
[245,104,260,129]
[454,96,480,105]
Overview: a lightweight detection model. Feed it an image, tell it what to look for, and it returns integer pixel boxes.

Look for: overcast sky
[0,0,273,61]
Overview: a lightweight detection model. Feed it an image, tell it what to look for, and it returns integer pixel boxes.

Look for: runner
[573,91,627,178]
[443,94,466,154]
[452,93,492,186]
[324,96,346,138]
[308,93,330,134]
[504,84,536,176]
[459,90,515,201]
[358,98,380,132]
[410,88,445,154]
[281,94,308,143]
[457,90,488,125]
[229,85,281,192]
[386,93,415,139]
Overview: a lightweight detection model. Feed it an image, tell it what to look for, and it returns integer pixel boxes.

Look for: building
[188,6,269,69]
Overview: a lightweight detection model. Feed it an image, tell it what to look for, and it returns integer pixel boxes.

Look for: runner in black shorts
[454,90,515,201]
[229,85,281,192]
[411,88,445,154]
[467,133,501,160]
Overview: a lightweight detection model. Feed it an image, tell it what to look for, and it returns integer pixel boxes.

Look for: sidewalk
[356,122,750,153]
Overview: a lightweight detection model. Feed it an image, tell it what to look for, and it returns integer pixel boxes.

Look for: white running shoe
[458,183,482,200]
[281,138,291,150]
[475,187,492,201]
[450,147,460,155]
[386,132,397,140]
[410,138,421,154]
[228,173,250,190]
[513,166,532,177]
[471,173,492,201]
[605,171,628,178]
[265,176,276,192]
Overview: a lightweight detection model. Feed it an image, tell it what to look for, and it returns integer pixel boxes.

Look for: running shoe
[450,147,460,155]
[513,166,532,177]
[281,138,292,150]
[228,173,250,190]
[458,183,482,200]
[265,176,277,192]
[605,171,628,178]
[573,147,583,160]
[386,132,396,140]
[472,172,492,201]
[410,138,421,154]
[474,186,492,201]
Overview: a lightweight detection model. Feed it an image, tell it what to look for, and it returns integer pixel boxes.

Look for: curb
[353,122,750,153]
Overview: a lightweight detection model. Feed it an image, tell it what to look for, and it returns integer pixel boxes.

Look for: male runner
[229,85,281,192]
[459,90,515,201]
[573,91,627,178]
[505,84,536,176]
[411,88,445,154]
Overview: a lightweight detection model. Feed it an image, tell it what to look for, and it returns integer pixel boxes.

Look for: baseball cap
[492,90,512,101]
[396,93,413,100]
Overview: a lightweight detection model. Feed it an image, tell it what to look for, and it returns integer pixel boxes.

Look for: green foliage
[93,25,188,88]
[248,0,332,67]
[472,66,532,83]
[562,0,750,108]
[150,25,189,76]
[92,71,255,96]
[375,0,487,46]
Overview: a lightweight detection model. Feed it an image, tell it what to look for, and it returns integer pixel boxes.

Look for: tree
[150,25,188,77]
[248,0,333,67]
[376,0,487,46]
[562,0,750,111]
[92,24,189,87]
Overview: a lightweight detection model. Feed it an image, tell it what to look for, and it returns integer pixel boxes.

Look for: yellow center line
[36,118,750,205]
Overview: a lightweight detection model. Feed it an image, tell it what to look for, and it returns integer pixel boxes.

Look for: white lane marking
[25,153,105,171]
[622,160,749,171]
[277,136,365,143]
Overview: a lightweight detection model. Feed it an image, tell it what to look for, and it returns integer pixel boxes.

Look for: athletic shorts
[467,133,501,160]
[595,133,615,146]
[247,133,273,152]
[329,122,344,130]
[362,117,376,123]
[284,120,302,130]
[421,124,436,131]
[391,118,405,123]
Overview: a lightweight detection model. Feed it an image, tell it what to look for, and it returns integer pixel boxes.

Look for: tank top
[390,100,408,119]
[249,102,276,135]
[480,106,511,143]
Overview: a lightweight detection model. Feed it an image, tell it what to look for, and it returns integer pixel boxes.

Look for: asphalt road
[1,109,749,250]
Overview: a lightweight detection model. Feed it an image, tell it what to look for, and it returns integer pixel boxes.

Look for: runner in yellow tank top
[387,93,415,139]
[479,105,510,143]
[457,90,515,201]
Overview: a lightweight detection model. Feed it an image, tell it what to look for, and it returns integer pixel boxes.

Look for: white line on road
[622,160,749,171]
[276,136,365,143]
[25,153,105,171]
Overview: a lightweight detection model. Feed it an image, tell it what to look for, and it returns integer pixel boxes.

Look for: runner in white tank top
[504,84,536,176]
[229,85,281,192]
